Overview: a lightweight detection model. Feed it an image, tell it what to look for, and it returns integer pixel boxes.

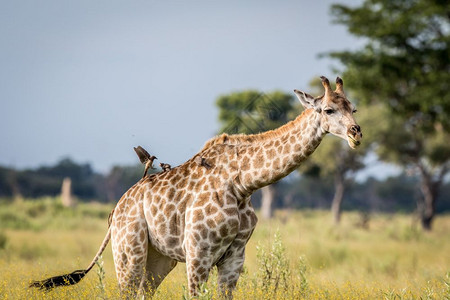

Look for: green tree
[216,90,296,219]
[328,0,450,229]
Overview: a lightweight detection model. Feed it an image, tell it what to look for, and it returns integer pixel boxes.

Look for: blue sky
[1,0,387,175]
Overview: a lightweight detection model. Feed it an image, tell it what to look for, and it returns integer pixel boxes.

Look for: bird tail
[29,227,111,290]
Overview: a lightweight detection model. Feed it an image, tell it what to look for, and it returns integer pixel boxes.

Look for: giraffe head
[294,76,362,149]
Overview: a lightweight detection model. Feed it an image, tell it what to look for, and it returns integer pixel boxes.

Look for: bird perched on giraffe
[160,162,172,172]
[133,146,157,178]
[108,146,160,228]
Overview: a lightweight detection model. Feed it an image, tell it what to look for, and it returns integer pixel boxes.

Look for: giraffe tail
[29,227,111,290]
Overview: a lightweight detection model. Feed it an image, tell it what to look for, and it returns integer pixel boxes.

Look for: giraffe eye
[324,109,334,115]
[352,109,357,114]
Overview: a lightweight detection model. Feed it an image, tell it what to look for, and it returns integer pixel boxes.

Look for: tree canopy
[330,0,449,129]
[216,90,296,135]
[328,0,450,229]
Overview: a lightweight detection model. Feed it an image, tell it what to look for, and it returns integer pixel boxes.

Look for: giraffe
[30,76,362,298]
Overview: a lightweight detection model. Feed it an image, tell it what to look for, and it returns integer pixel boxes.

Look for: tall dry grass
[0,198,449,299]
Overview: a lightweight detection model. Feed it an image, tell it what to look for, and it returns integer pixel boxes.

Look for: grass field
[0,198,449,299]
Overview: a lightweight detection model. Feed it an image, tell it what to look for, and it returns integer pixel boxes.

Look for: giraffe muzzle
[347,125,362,149]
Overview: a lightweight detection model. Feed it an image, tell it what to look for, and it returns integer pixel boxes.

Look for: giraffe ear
[293,90,321,112]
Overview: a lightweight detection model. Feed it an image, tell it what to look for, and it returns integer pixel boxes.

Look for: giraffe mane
[199,109,312,152]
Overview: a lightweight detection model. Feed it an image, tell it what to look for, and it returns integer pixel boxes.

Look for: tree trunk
[261,184,276,220]
[8,170,23,203]
[61,177,75,207]
[419,177,437,231]
[11,179,23,203]
[331,172,345,225]
[416,162,446,231]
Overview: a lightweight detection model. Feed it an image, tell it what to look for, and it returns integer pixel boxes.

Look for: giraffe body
[30,76,362,298]
[111,142,260,295]
[110,107,335,296]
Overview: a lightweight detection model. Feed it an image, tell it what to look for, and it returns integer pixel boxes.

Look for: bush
[0,211,32,230]
[256,230,290,294]
[0,232,7,250]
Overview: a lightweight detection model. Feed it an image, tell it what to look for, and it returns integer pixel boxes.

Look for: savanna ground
[0,198,449,299]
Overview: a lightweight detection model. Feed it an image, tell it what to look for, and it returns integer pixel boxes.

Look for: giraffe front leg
[184,234,214,297]
[186,256,212,297]
[216,200,257,298]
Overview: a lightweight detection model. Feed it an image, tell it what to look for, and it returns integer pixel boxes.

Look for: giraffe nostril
[348,125,362,139]
[351,125,360,133]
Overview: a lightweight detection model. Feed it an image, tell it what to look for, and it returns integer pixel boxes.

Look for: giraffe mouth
[347,135,361,149]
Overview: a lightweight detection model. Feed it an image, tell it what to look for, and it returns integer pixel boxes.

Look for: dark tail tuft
[29,269,87,290]
[30,224,112,291]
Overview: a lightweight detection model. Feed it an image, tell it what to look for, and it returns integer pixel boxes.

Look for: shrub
[256,230,290,294]
[297,255,309,296]
[0,210,32,230]
[0,232,7,250]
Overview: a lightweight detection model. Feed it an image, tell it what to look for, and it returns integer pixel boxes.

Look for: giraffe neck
[239,109,325,192]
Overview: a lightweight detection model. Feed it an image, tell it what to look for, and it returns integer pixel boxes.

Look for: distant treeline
[0,158,449,213]
[273,175,450,214]
[0,158,146,203]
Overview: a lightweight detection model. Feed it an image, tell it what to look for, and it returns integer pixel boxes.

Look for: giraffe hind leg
[111,218,149,298]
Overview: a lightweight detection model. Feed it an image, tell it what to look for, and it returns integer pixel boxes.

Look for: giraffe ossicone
[30,76,362,298]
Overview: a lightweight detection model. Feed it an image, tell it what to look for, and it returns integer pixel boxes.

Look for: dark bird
[133,146,157,178]
[160,163,172,172]
[194,155,212,169]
